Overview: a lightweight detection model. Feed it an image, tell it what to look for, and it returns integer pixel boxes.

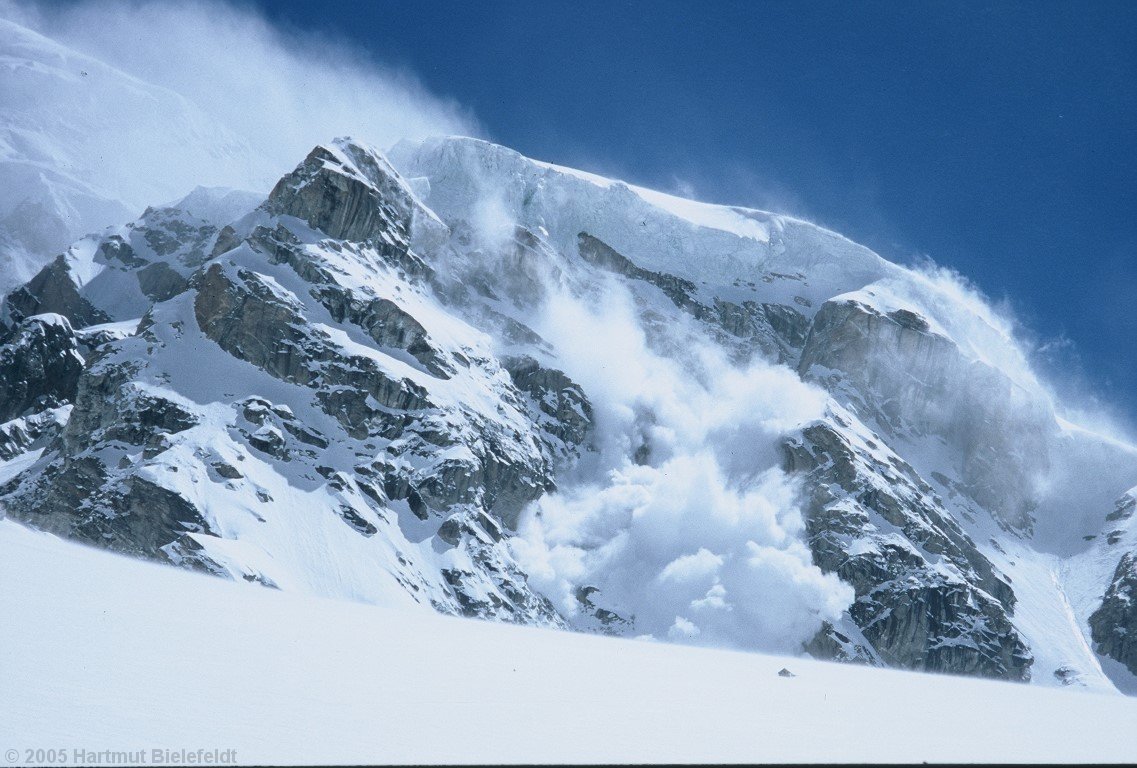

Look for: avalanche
[3,13,1137,746]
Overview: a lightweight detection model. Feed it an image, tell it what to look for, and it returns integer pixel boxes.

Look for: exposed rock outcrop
[1090,552,1137,676]
[1,139,562,627]
[785,408,1032,680]
[4,255,110,328]
[577,232,809,363]
[504,355,593,465]
[0,314,84,422]
[799,294,1053,531]
[264,140,424,246]
[4,133,1134,691]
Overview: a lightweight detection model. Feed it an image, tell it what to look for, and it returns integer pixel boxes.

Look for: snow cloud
[850,260,1137,548]
[510,282,853,653]
[2,0,476,206]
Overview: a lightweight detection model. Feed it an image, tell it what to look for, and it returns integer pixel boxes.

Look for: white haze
[510,281,853,653]
[886,260,1137,447]
[1,0,476,209]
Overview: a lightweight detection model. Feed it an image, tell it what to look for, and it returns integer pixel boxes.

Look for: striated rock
[0,405,70,461]
[1090,552,1137,676]
[2,140,562,628]
[264,139,424,246]
[1,328,206,557]
[3,190,246,333]
[313,284,453,378]
[799,295,1053,531]
[804,621,881,666]
[578,231,702,312]
[5,452,214,560]
[433,507,563,625]
[9,133,1131,687]
[577,231,809,362]
[0,314,84,422]
[193,262,434,425]
[784,410,1032,680]
[504,355,593,463]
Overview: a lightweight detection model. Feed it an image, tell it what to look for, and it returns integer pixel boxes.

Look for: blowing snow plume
[0,0,474,288]
[510,280,853,653]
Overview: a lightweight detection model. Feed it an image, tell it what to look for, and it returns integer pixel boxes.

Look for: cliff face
[798,294,1055,533]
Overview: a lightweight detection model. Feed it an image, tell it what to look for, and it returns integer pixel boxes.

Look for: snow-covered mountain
[3,16,1137,718]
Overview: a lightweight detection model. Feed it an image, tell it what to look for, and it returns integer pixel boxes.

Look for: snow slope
[389,135,897,311]
[3,518,1137,766]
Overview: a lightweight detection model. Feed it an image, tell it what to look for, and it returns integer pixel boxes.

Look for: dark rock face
[0,136,1099,684]
[0,140,569,628]
[1090,552,1137,676]
[314,285,454,378]
[0,315,205,554]
[193,263,433,417]
[785,413,1032,680]
[749,301,812,350]
[136,261,189,302]
[804,622,880,666]
[577,231,809,363]
[0,406,70,461]
[578,231,702,313]
[799,296,1052,532]
[191,260,459,498]
[2,196,233,337]
[4,255,111,328]
[0,314,84,422]
[504,355,593,463]
[26,463,211,558]
[434,507,563,624]
[264,142,419,245]
[138,206,223,266]
[191,259,551,533]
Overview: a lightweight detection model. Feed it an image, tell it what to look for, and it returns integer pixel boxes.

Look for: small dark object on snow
[778,667,795,678]
[1053,666,1079,685]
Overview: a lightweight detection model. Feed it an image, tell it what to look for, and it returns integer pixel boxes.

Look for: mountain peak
[263,138,438,245]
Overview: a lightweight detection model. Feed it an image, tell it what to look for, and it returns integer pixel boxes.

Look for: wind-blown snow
[2,5,1136,701]
[0,2,474,292]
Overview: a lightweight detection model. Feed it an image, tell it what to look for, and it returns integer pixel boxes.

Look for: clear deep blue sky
[251,0,1136,420]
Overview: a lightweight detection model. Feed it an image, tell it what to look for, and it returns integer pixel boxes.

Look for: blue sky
[249,0,1135,421]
